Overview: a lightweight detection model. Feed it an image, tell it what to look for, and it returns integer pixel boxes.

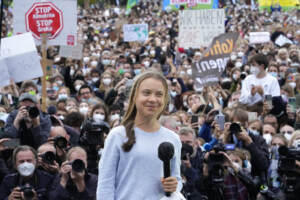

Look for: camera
[181,143,194,160]
[41,151,56,165]
[26,106,39,118]
[54,136,68,149]
[229,122,242,135]
[80,120,110,147]
[70,159,85,172]
[20,185,34,200]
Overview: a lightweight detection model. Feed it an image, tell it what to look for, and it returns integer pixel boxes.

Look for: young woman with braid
[96,71,182,199]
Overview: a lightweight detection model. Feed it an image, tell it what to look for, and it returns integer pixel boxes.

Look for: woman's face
[229,154,243,167]
[93,108,105,116]
[135,78,166,119]
[59,88,68,95]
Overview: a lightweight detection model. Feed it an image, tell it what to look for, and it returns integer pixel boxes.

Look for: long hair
[121,70,169,152]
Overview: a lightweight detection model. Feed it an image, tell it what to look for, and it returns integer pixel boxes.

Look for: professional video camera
[20,185,34,200]
[278,146,300,198]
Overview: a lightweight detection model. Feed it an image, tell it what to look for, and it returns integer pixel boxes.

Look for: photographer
[49,146,97,200]
[0,145,54,200]
[223,108,269,183]
[3,93,51,149]
[37,143,59,175]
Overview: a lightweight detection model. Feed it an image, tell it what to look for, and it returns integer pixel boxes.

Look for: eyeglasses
[280,131,293,135]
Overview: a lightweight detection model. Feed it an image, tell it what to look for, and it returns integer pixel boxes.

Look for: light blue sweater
[97,125,182,200]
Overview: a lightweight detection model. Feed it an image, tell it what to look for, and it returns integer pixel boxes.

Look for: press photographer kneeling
[49,146,97,199]
[0,145,54,200]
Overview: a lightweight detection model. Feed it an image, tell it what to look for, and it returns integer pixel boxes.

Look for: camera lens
[42,151,55,165]
[28,106,39,118]
[21,186,34,200]
[230,122,242,135]
[54,136,67,149]
[71,159,85,172]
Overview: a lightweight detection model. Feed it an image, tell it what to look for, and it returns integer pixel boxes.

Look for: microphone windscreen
[203,143,212,151]
[158,142,174,161]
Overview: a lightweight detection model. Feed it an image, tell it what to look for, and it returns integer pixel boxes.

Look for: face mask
[92,77,99,82]
[263,133,272,145]
[93,114,105,123]
[238,52,244,57]
[83,57,90,63]
[235,62,242,68]
[104,32,109,38]
[243,160,252,173]
[162,46,167,52]
[231,55,237,61]
[79,107,89,115]
[284,133,292,141]
[100,40,105,45]
[183,101,188,108]
[110,113,120,121]
[250,66,260,76]
[75,85,82,91]
[187,69,192,75]
[134,69,141,75]
[179,71,185,76]
[170,90,177,98]
[70,69,75,76]
[289,82,296,89]
[103,78,111,85]
[250,129,260,136]
[91,61,98,67]
[93,36,99,41]
[131,58,136,63]
[17,162,35,177]
[150,50,155,56]
[269,72,277,78]
[57,80,63,86]
[58,94,68,100]
[232,74,238,81]
[143,61,150,67]
[102,59,111,65]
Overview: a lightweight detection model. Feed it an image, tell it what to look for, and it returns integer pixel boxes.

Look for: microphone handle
[163,160,171,197]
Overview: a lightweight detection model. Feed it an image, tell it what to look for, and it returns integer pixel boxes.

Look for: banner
[192,33,239,89]
[163,0,219,10]
[258,0,299,10]
[123,24,148,42]
[59,44,83,60]
[13,0,77,46]
[0,33,43,87]
[249,32,270,44]
[178,9,225,48]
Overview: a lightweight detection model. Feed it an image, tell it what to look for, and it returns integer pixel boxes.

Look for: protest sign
[123,24,148,42]
[0,33,43,87]
[178,9,225,49]
[13,0,77,46]
[163,0,219,10]
[192,32,239,89]
[59,44,83,60]
[258,0,298,11]
[249,32,270,44]
[275,34,293,47]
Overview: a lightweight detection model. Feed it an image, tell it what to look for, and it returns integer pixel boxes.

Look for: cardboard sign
[275,34,293,47]
[13,0,77,46]
[123,24,149,42]
[192,32,239,89]
[59,44,83,60]
[0,33,43,87]
[249,32,270,44]
[179,9,225,48]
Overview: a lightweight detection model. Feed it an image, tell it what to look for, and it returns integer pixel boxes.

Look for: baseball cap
[19,93,38,104]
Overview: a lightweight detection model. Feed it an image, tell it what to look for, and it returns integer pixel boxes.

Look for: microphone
[158,142,175,197]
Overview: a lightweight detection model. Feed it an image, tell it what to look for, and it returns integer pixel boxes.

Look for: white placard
[13,0,77,46]
[123,24,149,42]
[249,32,270,44]
[0,33,43,87]
[275,34,293,47]
[179,9,225,48]
[59,44,83,60]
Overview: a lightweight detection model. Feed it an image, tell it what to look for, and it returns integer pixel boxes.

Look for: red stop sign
[25,2,64,39]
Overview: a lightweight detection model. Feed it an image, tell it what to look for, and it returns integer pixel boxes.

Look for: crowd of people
[0,0,300,199]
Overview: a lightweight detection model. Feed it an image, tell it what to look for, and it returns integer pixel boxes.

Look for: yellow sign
[259,0,299,8]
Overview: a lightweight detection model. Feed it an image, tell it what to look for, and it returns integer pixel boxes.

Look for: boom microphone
[158,142,175,197]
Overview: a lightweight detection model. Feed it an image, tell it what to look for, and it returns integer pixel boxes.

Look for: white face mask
[70,69,75,76]
[289,82,296,89]
[243,160,252,173]
[284,133,292,141]
[83,57,90,63]
[57,80,63,86]
[250,129,260,136]
[79,107,89,115]
[263,133,272,145]
[143,61,150,67]
[102,59,110,65]
[231,55,237,61]
[91,61,98,67]
[187,69,192,75]
[92,77,99,82]
[232,74,238,81]
[238,52,244,57]
[235,62,242,68]
[110,113,120,121]
[250,66,260,76]
[170,90,177,98]
[75,85,82,91]
[103,78,111,86]
[17,162,35,177]
[93,114,105,123]
[58,94,68,100]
